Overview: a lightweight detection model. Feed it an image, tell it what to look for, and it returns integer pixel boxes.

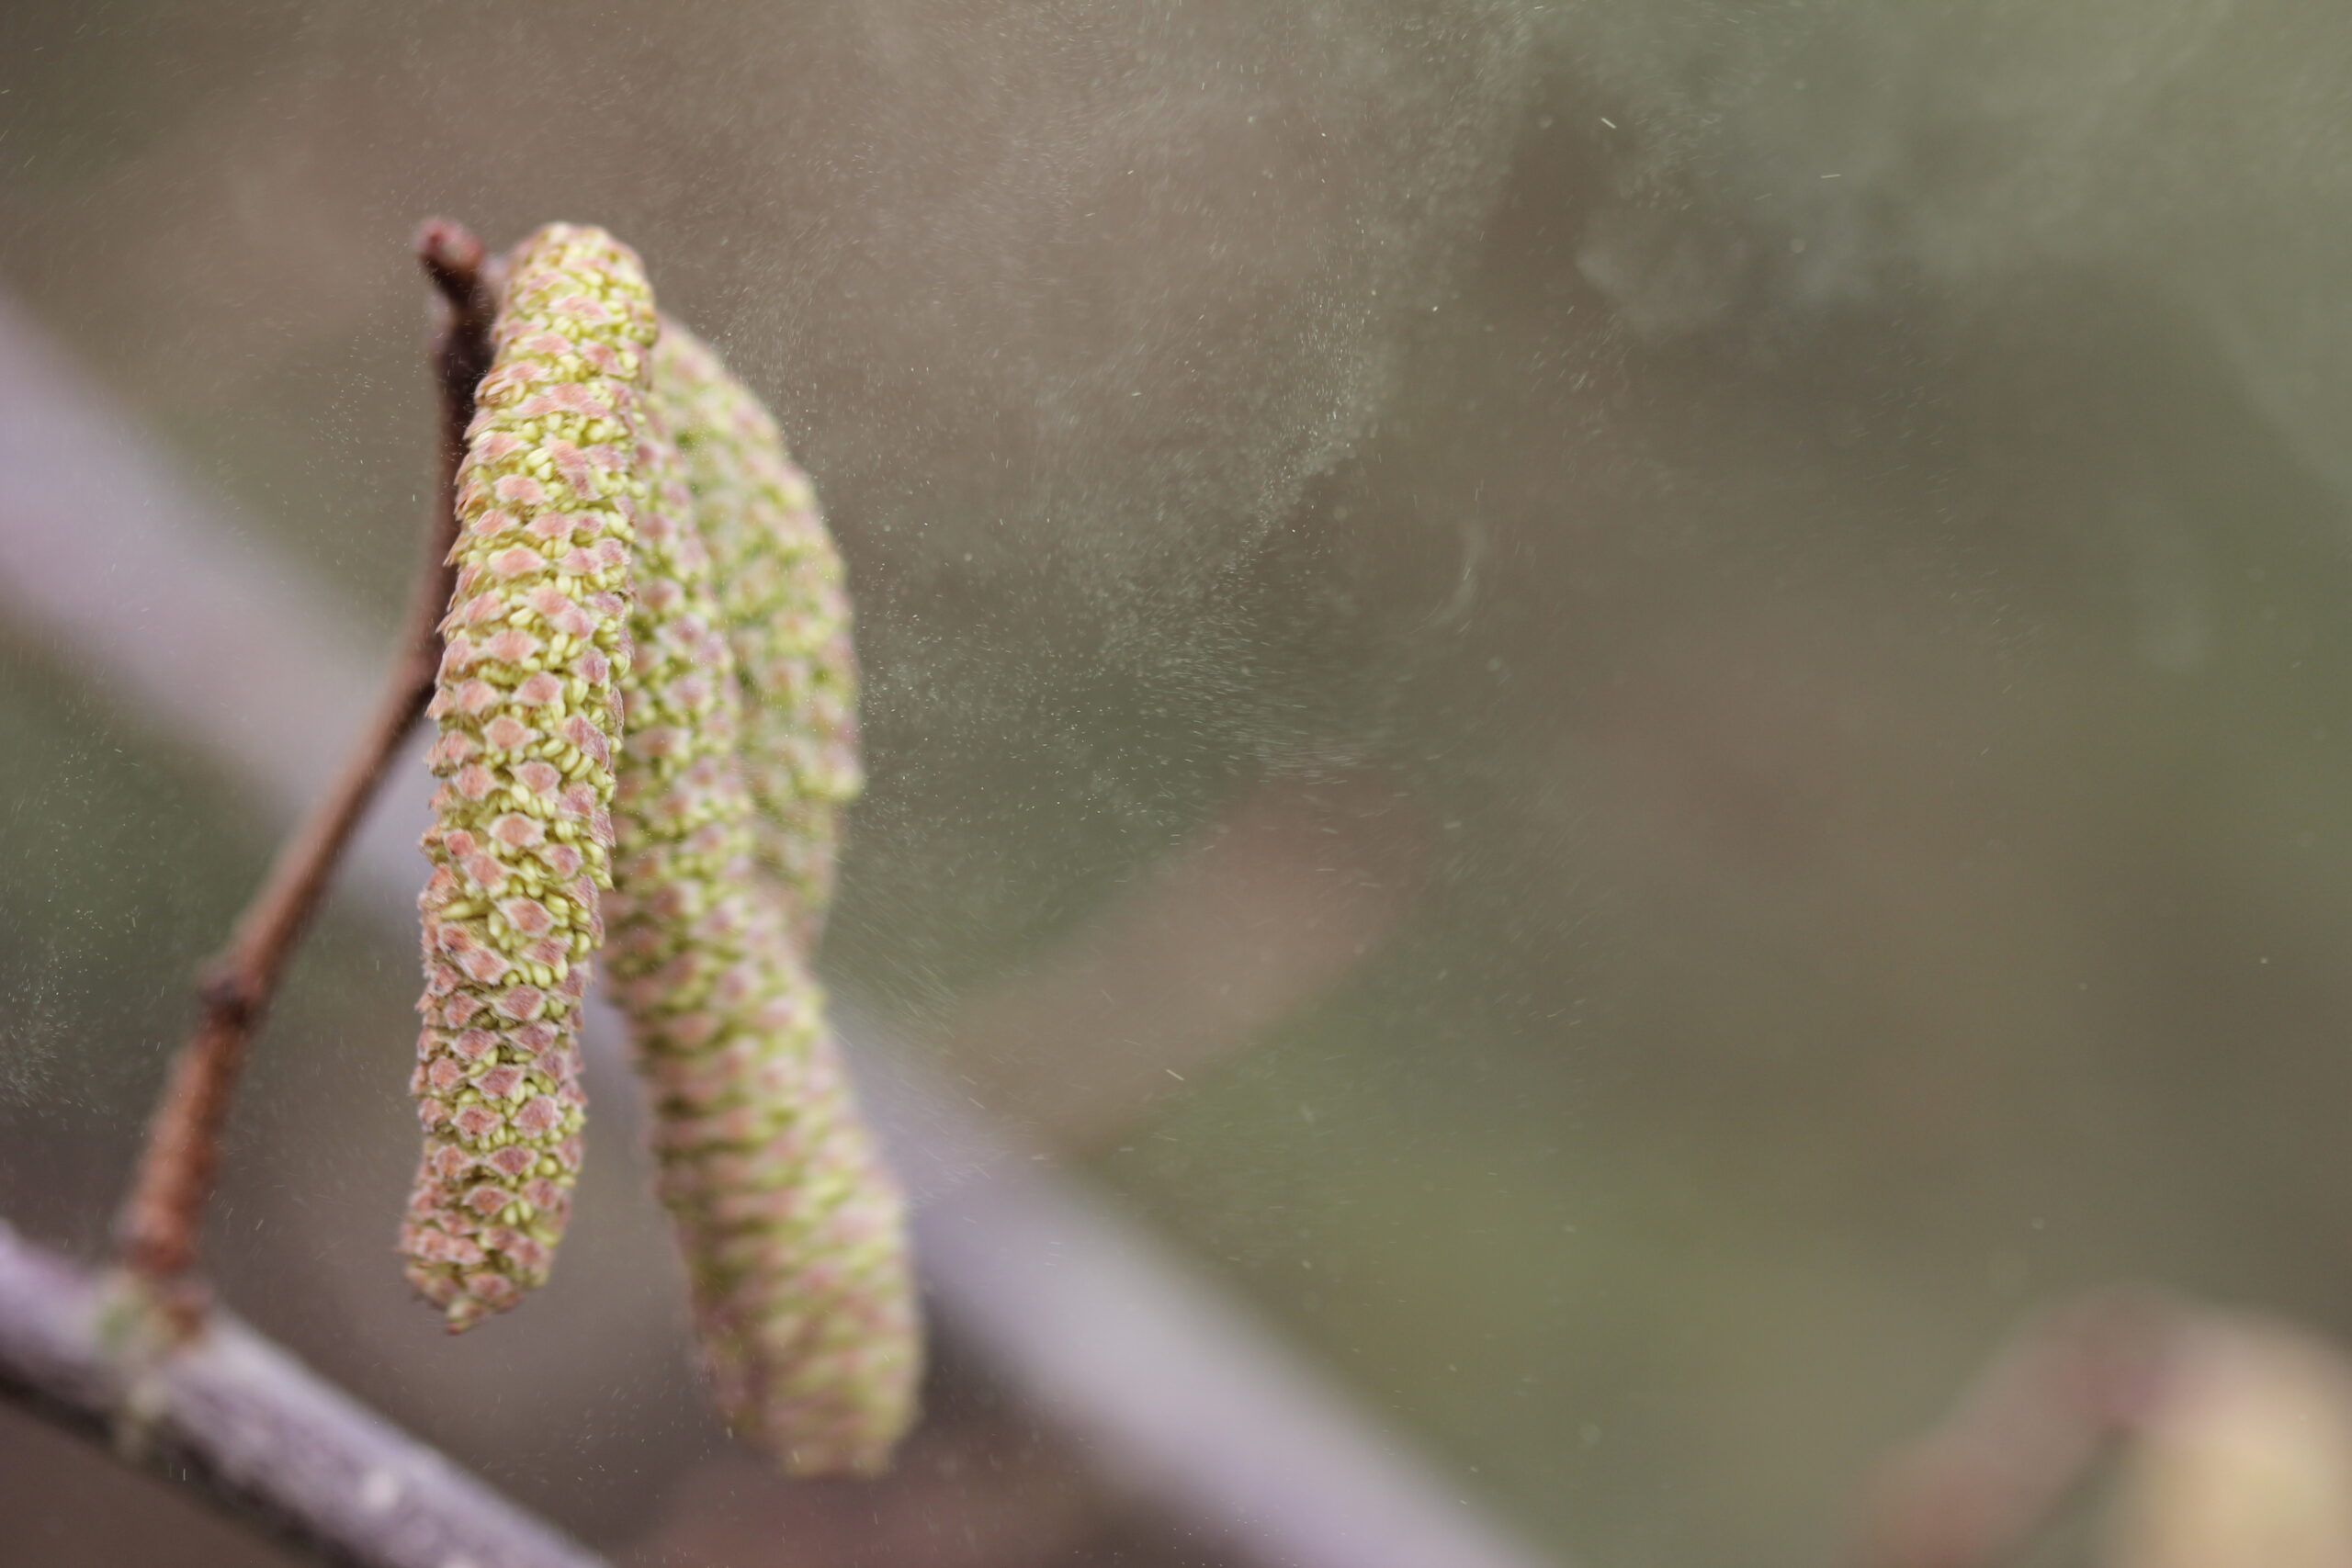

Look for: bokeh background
[7,2,2352,1564]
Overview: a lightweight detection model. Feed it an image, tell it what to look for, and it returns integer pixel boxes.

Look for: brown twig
[109,220,493,1332]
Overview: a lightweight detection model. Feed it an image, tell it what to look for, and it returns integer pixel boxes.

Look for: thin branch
[110,220,493,1330]
[0,1219,606,1568]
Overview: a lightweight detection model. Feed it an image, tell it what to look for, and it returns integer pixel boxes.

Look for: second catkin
[607,325,919,1475]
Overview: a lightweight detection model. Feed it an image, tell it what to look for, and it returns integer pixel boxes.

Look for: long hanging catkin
[400,224,656,1330]
[611,324,918,1474]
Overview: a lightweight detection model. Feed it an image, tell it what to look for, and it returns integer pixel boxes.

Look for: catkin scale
[400,224,657,1331]
[609,331,918,1474]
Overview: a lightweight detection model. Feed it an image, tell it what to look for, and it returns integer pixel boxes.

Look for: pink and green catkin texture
[611,381,920,1475]
[401,224,657,1330]
[657,959,920,1475]
[653,323,863,942]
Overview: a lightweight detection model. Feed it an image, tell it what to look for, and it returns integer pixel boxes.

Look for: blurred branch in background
[0,1218,605,1568]
[875,1010,1554,1568]
[1849,1291,2172,1568]
[1851,1291,2352,1568]
[0,288,1558,1568]
[944,766,1430,1147]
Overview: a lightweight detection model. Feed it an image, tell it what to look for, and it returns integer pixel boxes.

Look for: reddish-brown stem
[110,219,495,1333]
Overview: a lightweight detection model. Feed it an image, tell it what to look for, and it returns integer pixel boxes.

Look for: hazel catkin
[399,231,919,1470]
[613,332,918,1474]
[400,223,656,1330]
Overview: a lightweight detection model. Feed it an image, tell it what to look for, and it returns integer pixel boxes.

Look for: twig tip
[415,219,488,307]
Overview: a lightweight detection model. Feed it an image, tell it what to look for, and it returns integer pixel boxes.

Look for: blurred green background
[7,3,2352,1565]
